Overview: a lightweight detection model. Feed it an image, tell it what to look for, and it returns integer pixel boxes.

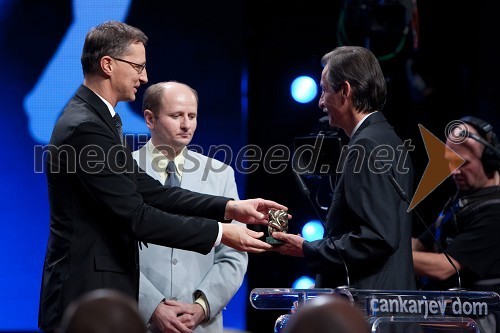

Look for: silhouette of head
[283,295,369,333]
[59,289,146,333]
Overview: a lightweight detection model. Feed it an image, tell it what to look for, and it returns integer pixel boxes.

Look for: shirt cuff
[194,295,210,321]
[214,222,222,247]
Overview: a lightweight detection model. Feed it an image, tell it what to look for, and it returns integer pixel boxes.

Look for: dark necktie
[165,160,180,187]
[113,113,124,145]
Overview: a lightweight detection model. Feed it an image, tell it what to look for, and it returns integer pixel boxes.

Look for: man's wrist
[214,222,223,247]
[223,200,234,222]
[194,296,209,321]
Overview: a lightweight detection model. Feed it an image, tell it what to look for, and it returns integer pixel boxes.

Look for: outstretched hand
[224,198,291,225]
[269,232,305,257]
[221,224,273,253]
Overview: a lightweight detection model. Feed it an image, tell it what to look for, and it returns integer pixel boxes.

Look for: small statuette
[266,209,288,244]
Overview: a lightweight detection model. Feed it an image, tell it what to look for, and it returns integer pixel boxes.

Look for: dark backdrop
[0,1,492,332]
[244,1,490,332]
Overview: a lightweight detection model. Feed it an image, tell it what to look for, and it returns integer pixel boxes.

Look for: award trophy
[266,209,288,245]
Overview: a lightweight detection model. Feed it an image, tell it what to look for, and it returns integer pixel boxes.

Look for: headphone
[460,116,500,175]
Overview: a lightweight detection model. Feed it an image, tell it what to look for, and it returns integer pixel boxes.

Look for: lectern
[250,288,500,332]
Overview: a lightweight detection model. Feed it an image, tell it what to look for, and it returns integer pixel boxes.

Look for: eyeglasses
[111,57,146,74]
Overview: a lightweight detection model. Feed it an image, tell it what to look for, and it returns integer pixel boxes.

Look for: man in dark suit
[273,46,415,291]
[39,20,286,332]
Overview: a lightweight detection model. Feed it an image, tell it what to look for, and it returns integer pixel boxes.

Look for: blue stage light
[290,76,317,103]
[302,220,324,242]
[292,276,315,289]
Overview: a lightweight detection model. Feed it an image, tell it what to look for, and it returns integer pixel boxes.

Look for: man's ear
[144,109,155,130]
[341,81,352,98]
[100,56,113,76]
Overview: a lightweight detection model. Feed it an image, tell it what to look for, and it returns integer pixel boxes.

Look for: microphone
[292,172,327,231]
[292,171,351,288]
[318,115,329,124]
[387,174,464,290]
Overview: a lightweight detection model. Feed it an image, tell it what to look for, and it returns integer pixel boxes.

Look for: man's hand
[224,198,289,225]
[221,224,273,253]
[412,237,425,251]
[150,301,194,333]
[163,300,205,329]
[269,232,305,257]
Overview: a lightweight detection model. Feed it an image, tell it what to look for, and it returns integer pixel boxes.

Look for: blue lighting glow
[22,0,148,144]
[292,276,315,289]
[302,220,324,242]
[290,76,318,104]
[1,1,246,330]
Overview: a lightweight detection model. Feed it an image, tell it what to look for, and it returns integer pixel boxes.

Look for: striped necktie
[113,113,124,145]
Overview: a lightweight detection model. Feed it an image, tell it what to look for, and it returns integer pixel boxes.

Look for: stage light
[302,220,324,242]
[292,276,315,289]
[291,76,317,103]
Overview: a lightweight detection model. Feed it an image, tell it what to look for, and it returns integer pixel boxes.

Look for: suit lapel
[349,111,387,144]
[181,151,203,191]
[141,146,207,189]
[140,144,164,184]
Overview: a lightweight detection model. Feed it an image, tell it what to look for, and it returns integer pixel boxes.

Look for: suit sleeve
[138,271,165,322]
[304,137,402,271]
[136,169,230,220]
[69,121,228,254]
[194,166,249,319]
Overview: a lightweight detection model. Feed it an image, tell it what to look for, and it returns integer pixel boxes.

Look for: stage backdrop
[0,0,247,330]
[0,1,492,332]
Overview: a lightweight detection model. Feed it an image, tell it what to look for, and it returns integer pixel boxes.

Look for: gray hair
[321,46,386,114]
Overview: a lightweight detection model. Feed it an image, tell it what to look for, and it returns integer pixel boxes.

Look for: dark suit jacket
[39,85,230,331]
[304,112,416,290]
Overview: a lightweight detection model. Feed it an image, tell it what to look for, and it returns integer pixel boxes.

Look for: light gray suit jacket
[132,142,248,333]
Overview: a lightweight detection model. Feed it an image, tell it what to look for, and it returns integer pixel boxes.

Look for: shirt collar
[94,92,116,117]
[146,140,186,178]
[350,111,377,137]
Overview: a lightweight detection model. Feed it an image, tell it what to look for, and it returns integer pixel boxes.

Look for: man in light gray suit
[133,81,248,333]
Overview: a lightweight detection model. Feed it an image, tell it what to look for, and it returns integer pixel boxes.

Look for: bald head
[283,295,369,333]
[142,81,199,157]
[59,289,146,333]
[446,124,484,160]
[142,81,198,117]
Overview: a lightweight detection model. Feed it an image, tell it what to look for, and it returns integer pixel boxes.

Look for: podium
[250,288,500,332]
